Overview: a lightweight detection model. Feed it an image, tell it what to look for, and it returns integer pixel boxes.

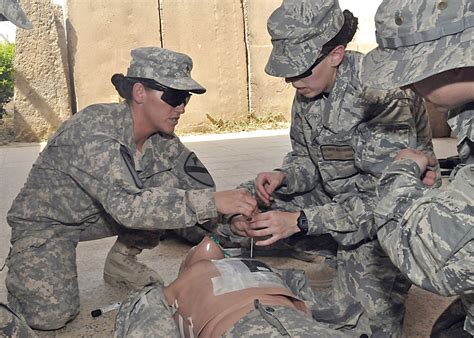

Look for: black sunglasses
[129,77,192,107]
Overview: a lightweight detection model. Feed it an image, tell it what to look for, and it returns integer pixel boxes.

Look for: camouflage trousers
[115,270,349,338]
[237,181,412,337]
[0,303,36,337]
[6,220,162,331]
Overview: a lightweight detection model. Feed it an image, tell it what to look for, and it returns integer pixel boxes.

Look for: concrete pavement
[0,131,458,337]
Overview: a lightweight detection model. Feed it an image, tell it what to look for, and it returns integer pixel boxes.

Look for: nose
[174,104,185,114]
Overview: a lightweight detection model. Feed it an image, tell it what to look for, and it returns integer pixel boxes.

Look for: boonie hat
[0,0,32,29]
[127,47,206,94]
[265,0,344,78]
[362,0,474,89]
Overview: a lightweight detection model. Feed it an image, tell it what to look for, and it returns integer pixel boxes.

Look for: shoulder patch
[184,152,214,187]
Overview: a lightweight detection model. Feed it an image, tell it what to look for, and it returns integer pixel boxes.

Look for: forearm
[301,191,379,246]
[376,163,474,296]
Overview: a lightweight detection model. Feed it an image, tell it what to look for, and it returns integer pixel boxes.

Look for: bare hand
[229,214,252,237]
[214,189,257,218]
[396,149,438,186]
[255,171,286,206]
[245,210,300,246]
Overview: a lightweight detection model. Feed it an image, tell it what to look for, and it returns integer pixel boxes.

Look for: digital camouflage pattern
[115,283,180,337]
[0,0,32,29]
[237,0,438,335]
[361,0,473,336]
[362,0,474,88]
[239,51,434,336]
[6,102,217,329]
[375,110,474,335]
[0,303,35,337]
[127,47,206,93]
[265,0,343,78]
[115,269,350,337]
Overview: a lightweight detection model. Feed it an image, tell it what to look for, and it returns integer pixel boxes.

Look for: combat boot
[103,239,163,289]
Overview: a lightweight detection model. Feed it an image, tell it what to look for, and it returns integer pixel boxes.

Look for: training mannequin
[115,236,349,337]
[164,236,310,337]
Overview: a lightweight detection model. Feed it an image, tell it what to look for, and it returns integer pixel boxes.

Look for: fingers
[422,170,437,186]
[255,175,272,205]
[255,235,279,246]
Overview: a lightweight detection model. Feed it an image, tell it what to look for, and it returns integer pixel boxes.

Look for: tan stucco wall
[245,0,294,119]
[66,0,161,110]
[14,0,72,141]
[160,0,249,133]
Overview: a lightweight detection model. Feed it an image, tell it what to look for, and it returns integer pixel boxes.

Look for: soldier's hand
[214,189,257,218]
[396,148,438,185]
[255,171,286,206]
[245,210,300,246]
[229,214,252,237]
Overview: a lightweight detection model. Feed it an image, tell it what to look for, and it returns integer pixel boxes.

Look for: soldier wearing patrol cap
[4,47,257,330]
[228,0,437,336]
[0,0,32,29]
[362,0,474,336]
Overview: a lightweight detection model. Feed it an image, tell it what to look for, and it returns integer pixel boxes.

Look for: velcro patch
[184,152,214,187]
[320,145,355,161]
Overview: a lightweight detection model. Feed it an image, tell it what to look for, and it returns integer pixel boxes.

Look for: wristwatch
[296,211,308,235]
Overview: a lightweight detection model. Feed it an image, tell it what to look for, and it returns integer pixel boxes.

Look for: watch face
[298,212,308,235]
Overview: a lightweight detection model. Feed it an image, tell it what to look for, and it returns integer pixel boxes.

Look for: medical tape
[211,259,290,296]
[188,317,195,338]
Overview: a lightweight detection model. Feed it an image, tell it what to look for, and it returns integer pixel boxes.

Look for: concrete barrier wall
[21,0,442,140]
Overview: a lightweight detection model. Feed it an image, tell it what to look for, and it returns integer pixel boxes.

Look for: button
[265,306,275,312]
[438,1,448,10]
[395,15,404,26]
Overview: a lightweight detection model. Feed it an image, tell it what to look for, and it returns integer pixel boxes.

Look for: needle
[250,237,254,258]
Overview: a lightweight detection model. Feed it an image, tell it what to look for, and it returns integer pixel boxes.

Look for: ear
[131,82,147,104]
[328,45,346,67]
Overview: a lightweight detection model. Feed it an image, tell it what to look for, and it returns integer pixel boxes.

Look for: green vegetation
[176,112,290,136]
[0,42,15,119]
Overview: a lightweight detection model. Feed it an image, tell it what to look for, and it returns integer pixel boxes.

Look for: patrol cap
[127,47,206,94]
[265,0,344,78]
[362,0,474,89]
[0,0,32,29]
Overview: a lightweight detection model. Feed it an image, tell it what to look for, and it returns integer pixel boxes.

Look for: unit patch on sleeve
[184,152,215,187]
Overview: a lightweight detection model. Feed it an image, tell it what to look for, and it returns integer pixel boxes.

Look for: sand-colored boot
[103,239,163,289]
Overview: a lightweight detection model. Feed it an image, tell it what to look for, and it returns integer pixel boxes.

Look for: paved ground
[0,131,458,337]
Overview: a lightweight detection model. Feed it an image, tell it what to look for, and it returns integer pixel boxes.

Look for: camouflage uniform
[0,1,35,336]
[5,48,216,330]
[115,267,349,338]
[362,0,474,336]
[236,1,436,336]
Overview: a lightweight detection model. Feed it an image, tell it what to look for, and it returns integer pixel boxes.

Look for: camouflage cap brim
[362,27,474,89]
[154,77,206,94]
[265,38,324,78]
[0,0,32,29]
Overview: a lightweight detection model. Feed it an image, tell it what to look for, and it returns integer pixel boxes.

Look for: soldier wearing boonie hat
[4,46,257,330]
[361,0,474,336]
[227,0,437,336]
[0,0,32,29]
